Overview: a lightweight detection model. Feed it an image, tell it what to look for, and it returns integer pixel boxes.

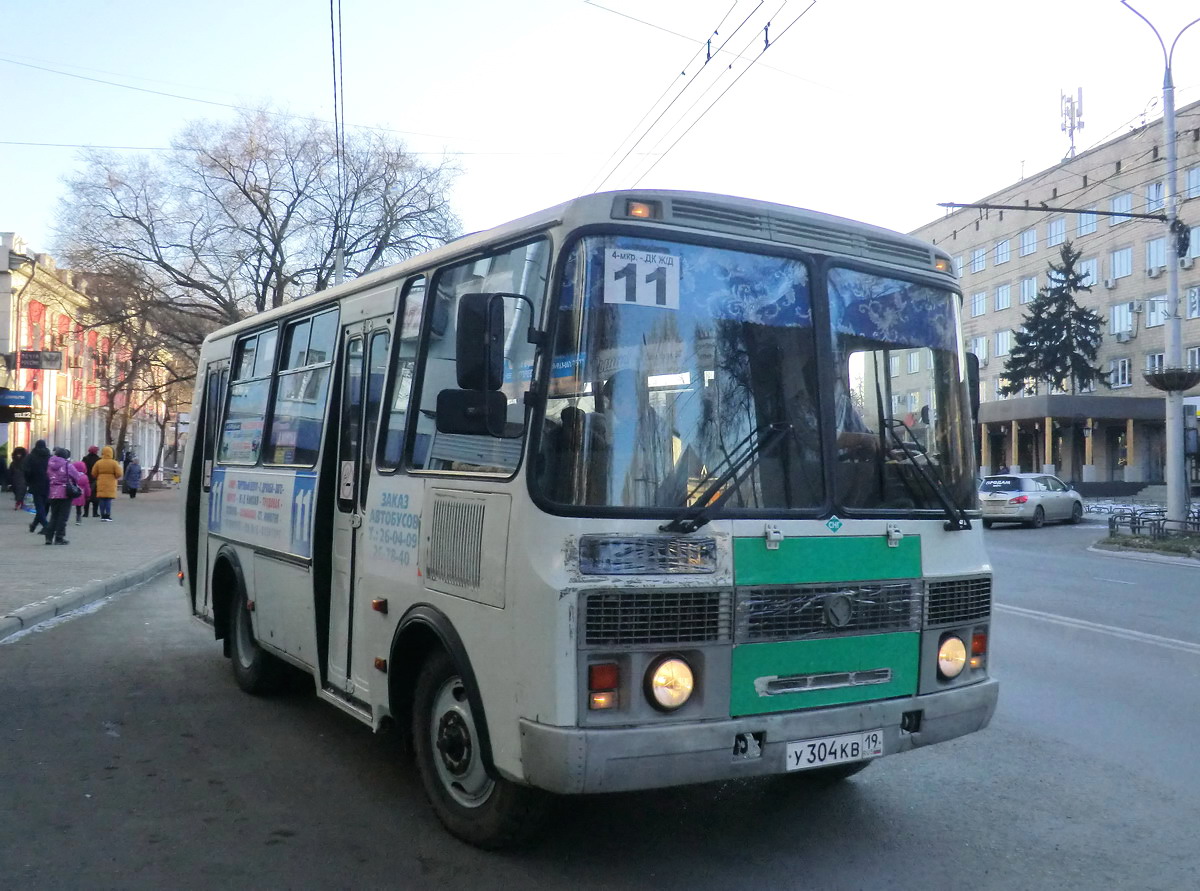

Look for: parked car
[978,472,1084,528]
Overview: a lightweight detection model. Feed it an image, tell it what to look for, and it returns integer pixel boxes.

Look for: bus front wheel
[412,650,548,849]
[229,587,285,695]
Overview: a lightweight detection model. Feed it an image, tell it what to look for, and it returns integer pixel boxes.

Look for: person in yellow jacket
[90,446,123,522]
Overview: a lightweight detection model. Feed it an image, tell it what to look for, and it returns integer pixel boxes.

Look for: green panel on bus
[732,536,921,586]
[730,633,920,716]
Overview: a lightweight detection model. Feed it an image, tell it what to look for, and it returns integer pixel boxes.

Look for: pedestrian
[90,445,122,522]
[45,447,85,545]
[124,457,143,499]
[8,446,28,510]
[24,439,52,534]
[82,445,102,518]
[71,459,92,524]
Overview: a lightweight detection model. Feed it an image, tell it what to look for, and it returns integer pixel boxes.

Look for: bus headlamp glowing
[937,635,968,679]
[579,535,716,575]
[645,656,694,710]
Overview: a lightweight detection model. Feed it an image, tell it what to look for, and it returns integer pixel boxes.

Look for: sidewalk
[0,486,180,641]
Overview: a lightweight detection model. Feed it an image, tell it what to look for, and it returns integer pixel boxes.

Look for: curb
[1086,544,1200,568]
[0,550,178,643]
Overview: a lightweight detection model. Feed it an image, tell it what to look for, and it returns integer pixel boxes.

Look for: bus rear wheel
[229,587,286,695]
[412,650,548,849]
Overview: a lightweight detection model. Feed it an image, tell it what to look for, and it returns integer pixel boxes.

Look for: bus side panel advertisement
[208,467,317,559]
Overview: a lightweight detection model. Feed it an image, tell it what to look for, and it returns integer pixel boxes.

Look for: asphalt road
[1,526,1198,890]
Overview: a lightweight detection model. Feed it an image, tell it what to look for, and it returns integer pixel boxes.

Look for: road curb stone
[0,550,177,642]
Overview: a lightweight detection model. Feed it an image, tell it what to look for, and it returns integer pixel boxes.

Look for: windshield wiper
[659,422,792,534]
[882,418,972,531]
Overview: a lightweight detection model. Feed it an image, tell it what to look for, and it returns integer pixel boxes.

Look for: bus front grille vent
[668,199,768,236]
[582,589,731,647]
[735,582,920,642]
[925,576,991,626]
[426,499,486,589]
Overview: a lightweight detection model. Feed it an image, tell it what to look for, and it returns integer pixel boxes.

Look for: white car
[978,472,1084,528]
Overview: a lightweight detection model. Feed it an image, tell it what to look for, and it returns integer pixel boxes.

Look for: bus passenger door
[328,321,390,695]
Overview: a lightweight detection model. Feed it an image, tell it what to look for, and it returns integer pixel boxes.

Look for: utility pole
[1123,2,1200,526]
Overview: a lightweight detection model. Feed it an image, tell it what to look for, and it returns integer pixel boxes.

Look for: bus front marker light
[625,199,660,219]
[937,635,967,679]
[645,656,694,711]
[588,662,620,710]
[970,631,987,669]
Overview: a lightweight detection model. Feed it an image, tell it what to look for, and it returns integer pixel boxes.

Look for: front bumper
[518,677,998,794]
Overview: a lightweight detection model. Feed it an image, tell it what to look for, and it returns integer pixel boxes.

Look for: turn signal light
[589,691,617,710]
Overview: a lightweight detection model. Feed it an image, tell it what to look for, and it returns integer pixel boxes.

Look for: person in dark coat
[82,446,102,518]
[25,439,52,534]
[124,457,143,499]
[8,446,27,510]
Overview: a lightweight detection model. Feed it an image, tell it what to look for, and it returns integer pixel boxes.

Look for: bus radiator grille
[925,576,991,627]
[581,589,732,647]
[735,582,920,642]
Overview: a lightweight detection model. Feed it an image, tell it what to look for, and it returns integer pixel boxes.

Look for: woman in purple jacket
[46,448,86,545]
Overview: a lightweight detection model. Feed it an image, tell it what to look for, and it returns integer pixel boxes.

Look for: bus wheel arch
[211,546,285,695]
[392,607,549,848]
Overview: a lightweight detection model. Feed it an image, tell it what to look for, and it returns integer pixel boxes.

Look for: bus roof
[201,190,954,346]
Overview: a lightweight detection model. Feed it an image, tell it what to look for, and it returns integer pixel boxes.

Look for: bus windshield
[534,234,975,514]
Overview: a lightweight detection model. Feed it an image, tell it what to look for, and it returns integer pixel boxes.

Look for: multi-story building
[912,99,1200,488]
[2,233,169,467]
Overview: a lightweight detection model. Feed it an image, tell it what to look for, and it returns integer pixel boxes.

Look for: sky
[3,0,1199,258]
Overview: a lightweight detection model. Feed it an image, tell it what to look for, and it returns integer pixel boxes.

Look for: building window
[1188,346,1200,367]
[907,350,920,373]
[995,330,1012,356]
[1145,237,1166,272]
[1146,352,1165,372]
[1146,181,1165,213]
[1047,218,1066,247]
[1146,296,1167,328]
[889,355,900,377]
[1077,208,1098,236]
[1020,276,1038,304]
[995,240,1010,265]
[1190,227,1200,260]
[994,376,1008,399]
[1110,302,1133,334]
[968,335,988,362]
[971,248,986,273]
[1019,228,1037,256]
[1110,357,1132,387]
[954,256,964,278]
[891,394,902,415]
[1110,247,1133,279]
[906,391,920,413]
[1110,192,1132,225]
[1188,286,1200,319]
[1078,257,1099,288]
[1188,166,1200,200]
[994,283,1011,311]
[971,291,986,317]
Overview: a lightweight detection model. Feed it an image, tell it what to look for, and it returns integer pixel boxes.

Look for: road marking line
[995,603,1200,655]
[1093,577,1136,585]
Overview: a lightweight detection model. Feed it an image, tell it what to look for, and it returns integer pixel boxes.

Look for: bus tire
[230,586,286,695]
[412,649,548,849]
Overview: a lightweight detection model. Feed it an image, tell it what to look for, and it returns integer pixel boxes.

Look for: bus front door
[328,322,390,696]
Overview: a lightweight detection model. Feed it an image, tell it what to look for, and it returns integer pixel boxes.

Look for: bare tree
[56,109,461,330]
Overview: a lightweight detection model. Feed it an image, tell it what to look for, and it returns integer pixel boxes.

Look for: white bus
[181,191,997,848]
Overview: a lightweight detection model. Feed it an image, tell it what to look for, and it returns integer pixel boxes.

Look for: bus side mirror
[456,293,504,391]
[965,353,980,424]
[436,389,507,436]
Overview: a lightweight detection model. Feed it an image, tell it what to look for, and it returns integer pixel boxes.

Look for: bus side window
[218,328,278,465]
[264,308,338,466]
[379,276,426,470]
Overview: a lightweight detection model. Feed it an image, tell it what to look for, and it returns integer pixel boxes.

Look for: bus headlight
[645,656,694,711]
[937,635,967,679]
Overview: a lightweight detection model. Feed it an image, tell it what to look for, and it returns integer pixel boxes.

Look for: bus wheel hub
[437,712,472,775]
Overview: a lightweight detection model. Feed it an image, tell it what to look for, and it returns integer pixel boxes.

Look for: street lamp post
[1123,2,1200,524]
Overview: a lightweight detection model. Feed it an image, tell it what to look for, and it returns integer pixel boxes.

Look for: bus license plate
[785,730,884,771]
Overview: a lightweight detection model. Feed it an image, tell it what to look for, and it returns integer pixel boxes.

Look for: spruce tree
[1001,241,1110,396]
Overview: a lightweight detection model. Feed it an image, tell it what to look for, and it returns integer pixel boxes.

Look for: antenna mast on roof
[1061,88,1085,159]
